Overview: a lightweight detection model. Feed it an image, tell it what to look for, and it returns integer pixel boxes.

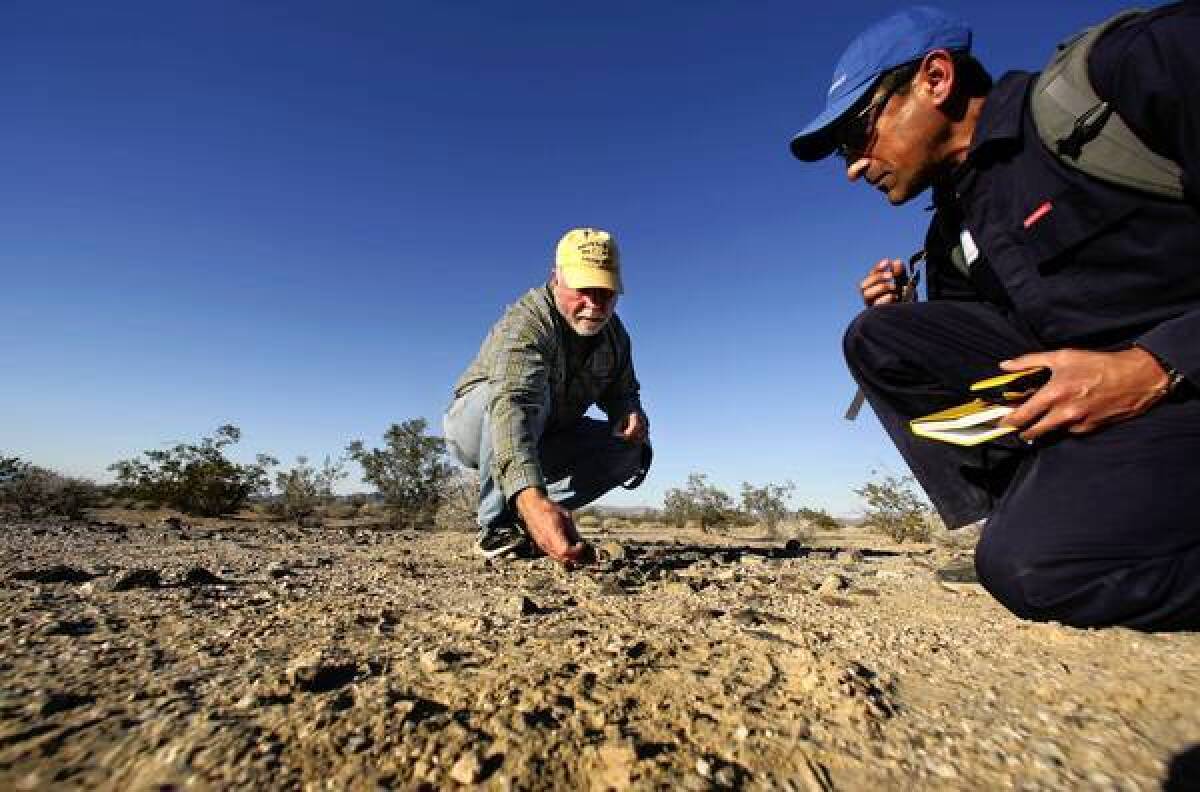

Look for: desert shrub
[663,473,736,532]
[601,516,628,533]
[740,480,796,535]
[0,458,99,520]
[109,425,277,517]
[322,500,361,520]
[434,468,480,532]
[855,473,935,543]
[577,514,601,531]
[796,506,841,532]
[0,455,20,485]
[272,455,347,521]
[347,419,452,530]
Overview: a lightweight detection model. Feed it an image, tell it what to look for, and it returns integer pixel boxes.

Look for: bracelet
[1134,344,1186,397]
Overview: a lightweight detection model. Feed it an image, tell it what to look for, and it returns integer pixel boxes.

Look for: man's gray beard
[567,314,609,336]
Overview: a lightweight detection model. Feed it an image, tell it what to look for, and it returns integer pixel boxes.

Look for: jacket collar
[942,70,1034,200]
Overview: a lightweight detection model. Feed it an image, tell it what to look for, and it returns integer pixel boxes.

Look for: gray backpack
[1031,9,1184,200]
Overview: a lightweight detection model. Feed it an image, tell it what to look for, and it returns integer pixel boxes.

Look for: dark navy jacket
[925,3,1200,385]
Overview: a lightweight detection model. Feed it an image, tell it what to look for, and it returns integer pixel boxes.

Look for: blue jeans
[442,384,647,540]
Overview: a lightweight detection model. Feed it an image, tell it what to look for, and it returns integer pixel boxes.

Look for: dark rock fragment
[12,565,96,585]
[183,566,224,585]
[113,568,162,591]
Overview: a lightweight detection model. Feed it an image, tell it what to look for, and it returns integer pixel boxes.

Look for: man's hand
[860,259,905,306]
[998,347,1171,441]
[515,488,591,565]
[613,410,648,444]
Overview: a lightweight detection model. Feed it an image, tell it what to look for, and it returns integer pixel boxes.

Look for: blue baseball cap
[790,6,971,162]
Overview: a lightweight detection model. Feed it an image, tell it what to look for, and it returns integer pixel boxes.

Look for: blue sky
[1,0,1144,515]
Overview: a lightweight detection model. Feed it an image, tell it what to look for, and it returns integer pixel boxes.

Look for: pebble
[510,594,540,617]
[449,750,483,784]
[11,565,95,584]
[183,566,223,585]
[112,568,162,591]
[817,574,848,595]
[696,757,713,779]
[267,562,293,579]
[597,541,627,561]
[836,549,864,564]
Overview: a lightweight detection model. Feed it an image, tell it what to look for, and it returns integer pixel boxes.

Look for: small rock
[597,541,627,562]
[836,549,864,564]
[713,765,737,788]
[817,573,848,595]
[183,566,223,586]
[287,648,358,693]
[420,649,465,673]
[112,568,162,591]
[30,690,94,717]
[734,725,750,741]
[590,740,637,791]
[696,758,713,779]
[11,565,95,585]
[267,562,293,579]
[595,579,627,597]
[450,751,483,785]
[510,594,540,617]
[160,516,183,530]
[783,539,806,556]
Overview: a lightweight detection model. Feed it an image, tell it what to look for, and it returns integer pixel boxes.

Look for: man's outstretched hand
[515,488,591,565]
[998,347,1171,441]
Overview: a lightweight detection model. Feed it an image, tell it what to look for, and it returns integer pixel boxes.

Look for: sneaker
[478,523,532,560]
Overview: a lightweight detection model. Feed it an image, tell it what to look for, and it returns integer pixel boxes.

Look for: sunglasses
[835,83,900,162]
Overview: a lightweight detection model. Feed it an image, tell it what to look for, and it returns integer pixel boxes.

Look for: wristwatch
[1135,344,1186,397]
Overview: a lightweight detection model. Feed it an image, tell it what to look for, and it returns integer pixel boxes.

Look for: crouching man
[789,6,1200,629]
[444,228,651,564]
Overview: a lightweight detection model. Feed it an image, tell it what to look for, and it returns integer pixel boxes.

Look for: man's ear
[919,49,956,108]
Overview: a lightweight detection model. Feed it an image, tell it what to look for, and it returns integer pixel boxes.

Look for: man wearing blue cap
[791,5,1200,629]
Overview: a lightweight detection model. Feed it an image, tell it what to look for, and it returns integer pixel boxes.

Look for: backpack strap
[1031,9,1184,201]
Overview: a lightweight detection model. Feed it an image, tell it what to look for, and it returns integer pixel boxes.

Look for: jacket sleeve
[1095,5,1200,386]
[486,312,550,500]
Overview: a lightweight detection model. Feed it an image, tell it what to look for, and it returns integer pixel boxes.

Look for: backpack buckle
[1056,100,1113,159]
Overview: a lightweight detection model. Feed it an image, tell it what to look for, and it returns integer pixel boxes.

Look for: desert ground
[1,511,1197,791]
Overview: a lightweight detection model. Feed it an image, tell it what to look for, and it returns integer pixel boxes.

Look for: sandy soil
[1,512,1198,791]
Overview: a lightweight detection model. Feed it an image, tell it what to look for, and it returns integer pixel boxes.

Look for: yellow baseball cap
[555,227,623,294]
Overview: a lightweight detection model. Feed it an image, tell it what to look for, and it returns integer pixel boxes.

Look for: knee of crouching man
[973,526,1040,621]
[843,307,885,374]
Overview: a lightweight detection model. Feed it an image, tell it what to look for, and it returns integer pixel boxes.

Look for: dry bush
[272,455,347,522]
[322,501,361,520]
[0,458,100,520]
[601,517,628,533]
[855,473,936,543]
[109,425,276,517]
[663,473,737,532]
[348,419,450,529]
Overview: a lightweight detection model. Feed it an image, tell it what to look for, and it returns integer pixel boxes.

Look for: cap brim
[559,267,623,294]
[789,77,875,162]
